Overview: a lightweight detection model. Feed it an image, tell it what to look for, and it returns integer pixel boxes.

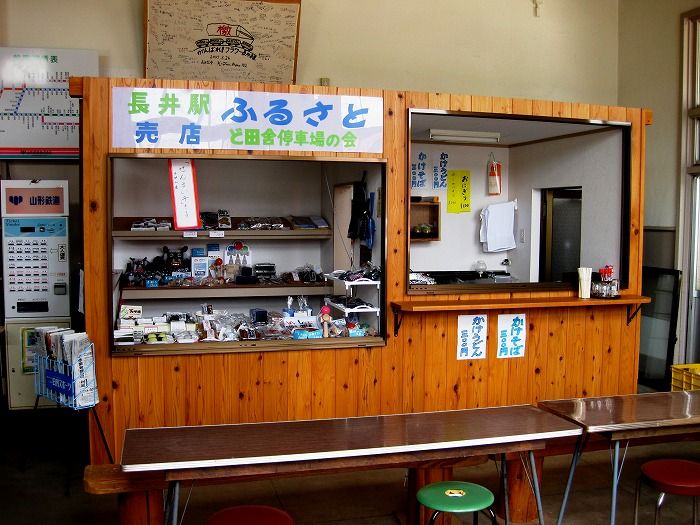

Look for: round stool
[206,505,294,525]
[417,480,497,525]
[632,459,700,525]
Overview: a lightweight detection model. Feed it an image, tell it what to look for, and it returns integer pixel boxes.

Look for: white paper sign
[168,159,201,230]
[497,313,526,358]
[457,314,487,360]
[111,87,383,153]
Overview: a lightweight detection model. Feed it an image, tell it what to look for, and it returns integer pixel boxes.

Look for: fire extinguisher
[487,152,502,196]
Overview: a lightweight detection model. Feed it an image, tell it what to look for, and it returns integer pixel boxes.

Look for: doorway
[539,187,582,282]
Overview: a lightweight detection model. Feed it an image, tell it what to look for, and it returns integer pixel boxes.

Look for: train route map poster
[146,0,301,83]
[0,48,98,158]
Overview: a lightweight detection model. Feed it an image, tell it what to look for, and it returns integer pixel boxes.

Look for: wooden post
[118,491,163,525]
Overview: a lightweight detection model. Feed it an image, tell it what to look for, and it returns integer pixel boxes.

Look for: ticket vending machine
[1,180,70,409]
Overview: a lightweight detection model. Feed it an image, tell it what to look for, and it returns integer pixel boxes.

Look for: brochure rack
[34,344,98,409]
[33,342,113,463]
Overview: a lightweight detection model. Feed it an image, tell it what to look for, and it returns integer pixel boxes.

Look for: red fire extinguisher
[488,153,502,196]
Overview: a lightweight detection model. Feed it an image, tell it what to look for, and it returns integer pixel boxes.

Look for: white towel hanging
[480,201,516,252]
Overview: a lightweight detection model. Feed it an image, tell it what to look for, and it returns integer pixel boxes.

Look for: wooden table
[121,405,582,525]
[539,390,700,525]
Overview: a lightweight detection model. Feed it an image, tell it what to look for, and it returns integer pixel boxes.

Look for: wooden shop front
[71,76,650,523]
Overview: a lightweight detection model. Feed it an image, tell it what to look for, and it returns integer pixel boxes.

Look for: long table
[539,390,700,525]
[121,405,582,525]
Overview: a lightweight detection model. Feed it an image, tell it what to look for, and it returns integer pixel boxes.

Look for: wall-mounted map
[0,47,98,158]
[146,0,301,83]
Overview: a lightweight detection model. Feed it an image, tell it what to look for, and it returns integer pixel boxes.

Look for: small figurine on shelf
[319,305,332,337]
[210,257,224,279]
[162,246,189,272]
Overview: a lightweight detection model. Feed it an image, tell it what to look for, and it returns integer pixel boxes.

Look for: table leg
[164,480,180,525]
[610,440,620,525]
[501,454,510,525]
[556,433,585,525]
[528,450,545,525]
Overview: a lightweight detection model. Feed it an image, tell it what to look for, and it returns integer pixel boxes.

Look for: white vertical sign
[168,159,201,230]
[457,314,487,360]
[497,313,526,358]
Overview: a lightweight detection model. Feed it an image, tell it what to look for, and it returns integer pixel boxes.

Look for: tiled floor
[1,409,698,524]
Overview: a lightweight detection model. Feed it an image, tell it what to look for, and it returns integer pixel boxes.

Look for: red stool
[206,505,294,525]
[633,459,700,525]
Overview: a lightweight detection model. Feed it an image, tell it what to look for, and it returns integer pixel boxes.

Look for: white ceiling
[409,113,624,146]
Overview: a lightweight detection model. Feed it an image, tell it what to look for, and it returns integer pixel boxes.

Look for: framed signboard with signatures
[145,0,301,84]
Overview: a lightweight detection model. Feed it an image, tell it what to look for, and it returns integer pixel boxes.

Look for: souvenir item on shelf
[217,209,231,229]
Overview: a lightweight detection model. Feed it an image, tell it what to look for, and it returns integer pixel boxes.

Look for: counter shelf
[390,295,651,336]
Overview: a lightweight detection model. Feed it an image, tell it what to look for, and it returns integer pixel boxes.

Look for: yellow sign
[447,170,471,213]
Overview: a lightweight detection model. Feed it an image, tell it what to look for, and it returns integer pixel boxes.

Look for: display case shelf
[109,155,387,355]
[324,273,381,290]
[324,298,380,316]
[112,217,332,241]
[120,283,333,300]
[112,336,385,356]
[324,272,381,318]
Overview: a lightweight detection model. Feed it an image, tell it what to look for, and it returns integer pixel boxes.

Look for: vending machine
[1,180,70,409]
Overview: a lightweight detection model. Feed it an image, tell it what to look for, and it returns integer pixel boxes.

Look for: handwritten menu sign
[447,170,471,213]
[411,150,428,189]
[497,313,526,358]
[146,0,300,83]
[434,152,448,189]
[168,159,202,230]
[457,314,487,360]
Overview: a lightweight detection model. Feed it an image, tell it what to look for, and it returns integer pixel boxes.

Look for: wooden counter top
[392,295,649,312]
[390,295,650,335]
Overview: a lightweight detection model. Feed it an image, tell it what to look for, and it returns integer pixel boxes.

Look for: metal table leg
[556,433,586,525]
[528,450,545,525]
[501,453,510,525]
[164,480,180,525]
[610,440,621,525]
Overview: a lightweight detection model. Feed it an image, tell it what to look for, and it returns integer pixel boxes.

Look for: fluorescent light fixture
[429,129,501,144]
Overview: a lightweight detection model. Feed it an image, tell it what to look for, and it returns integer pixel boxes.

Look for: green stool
[417,480,497,525]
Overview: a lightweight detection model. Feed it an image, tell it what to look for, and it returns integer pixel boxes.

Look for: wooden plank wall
[73,78,648,464]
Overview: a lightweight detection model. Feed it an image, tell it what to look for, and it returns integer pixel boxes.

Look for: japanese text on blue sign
[112,87,383,153]
[497,313,526,358]
[435,152,448,189]
[457,314,487,360]
[412,150,428,188]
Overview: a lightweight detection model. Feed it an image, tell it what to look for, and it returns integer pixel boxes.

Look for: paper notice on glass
[457,314,487,360]
[169,159,202,230]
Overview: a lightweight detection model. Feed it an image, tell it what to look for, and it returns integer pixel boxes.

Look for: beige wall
[0,0,682,230]
[619,0,697,231]
[297,0,619,102]
[0,0,144,77]
[1,0,618,102]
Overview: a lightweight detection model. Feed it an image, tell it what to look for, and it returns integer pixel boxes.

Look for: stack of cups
[578,267,592,299]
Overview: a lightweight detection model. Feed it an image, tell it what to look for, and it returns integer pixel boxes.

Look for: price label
[209,230,224,238]
[183,231,198,238]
